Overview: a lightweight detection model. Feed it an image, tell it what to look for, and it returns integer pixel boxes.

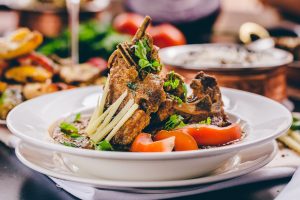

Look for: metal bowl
[159,43,293,102]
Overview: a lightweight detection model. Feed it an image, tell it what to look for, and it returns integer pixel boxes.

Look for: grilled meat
[155,71,229,127]
[104,16,229,150]
[106,16,166,150]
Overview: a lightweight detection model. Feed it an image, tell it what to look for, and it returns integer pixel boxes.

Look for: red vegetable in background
[113,13,145,36]
[113,13,186,48]
[149,24,186,48]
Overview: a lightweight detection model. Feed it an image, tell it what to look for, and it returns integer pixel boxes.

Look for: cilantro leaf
[134,39,161,73]
[134,40,147,60]
[164,71,180,90]
[199,117,212,125]
[164,114,186,130]
[62,142,76,147]
[95,140,114,151]
[170,95,183,105]
[74,113,81,122]
[59,122,78,135]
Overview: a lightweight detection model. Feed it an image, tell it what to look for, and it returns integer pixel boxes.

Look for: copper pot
[160,44,293,102]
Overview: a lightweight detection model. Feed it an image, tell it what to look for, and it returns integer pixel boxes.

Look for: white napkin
[51,167,296,200]
[0,126,19,148]
[275,167,300,200]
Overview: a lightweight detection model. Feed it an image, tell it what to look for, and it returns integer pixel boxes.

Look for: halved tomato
[154,130,198,151]
[180,123,242,146]
[130,133,175,152]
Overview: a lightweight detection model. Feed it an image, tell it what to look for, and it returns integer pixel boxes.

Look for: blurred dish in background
[159,43,293,102]
[239,22,300,98]
[4,0,110,12]
[0,27,109,120]
[124,0,220,43]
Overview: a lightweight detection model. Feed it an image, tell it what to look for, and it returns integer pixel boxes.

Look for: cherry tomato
[180,123,242,146]
[113,13,145,36]
[149,24,186,48]
[130,133,175,152]
[154,130,198,151]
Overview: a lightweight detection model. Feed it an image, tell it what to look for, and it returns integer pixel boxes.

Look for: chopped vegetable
[164,114,186,130]
[130,133,175,152]
[134,39,161,73]
[95,140,113,151]
[170,95,183,105]
[86,75,110,134]
[59,122,78,135]
[91,98,134,142]
[154,130,198,151]
[291,117,300,131]
[199,117,212,125]
[105,103,139,142]
[182,123,242,146]
[62,142,76,147]
[164,71,180,90]
[74,113,81,122]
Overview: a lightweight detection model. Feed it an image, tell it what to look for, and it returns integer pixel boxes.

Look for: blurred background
[0,0,300,120]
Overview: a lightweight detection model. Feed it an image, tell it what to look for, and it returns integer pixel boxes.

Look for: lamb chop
[106,16,166,150]
[155,71,229,127]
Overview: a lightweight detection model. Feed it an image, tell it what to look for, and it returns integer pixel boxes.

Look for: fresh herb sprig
[199,117,212,125]
[164,114,186,130]
[291,116,300,131]
[134,39,161,73]
[59,122,81,138]
[95,140,114,151]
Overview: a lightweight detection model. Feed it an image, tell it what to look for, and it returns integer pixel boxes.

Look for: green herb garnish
[127,82,137,90]
[170,95,183,105]
[291,116,300,131]
[164,114,186,130]
[164,71,180,90]
[74,113,81,122]
[62,142,76,147]
[199,117,212,125]
[95,140,114,151]
[59,122,78,135]
[182,83,188,101]
[134,39,161,73]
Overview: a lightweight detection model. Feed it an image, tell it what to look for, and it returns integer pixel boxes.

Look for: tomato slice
[181,123,242,146]
[130,133,175,152]
[154,130,198,151]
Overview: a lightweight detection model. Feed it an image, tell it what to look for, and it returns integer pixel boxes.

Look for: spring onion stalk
[278,135,300,154]
[105,103,139,142]
[92,90,127,137]
[289,131,300,144]
[86,105,112,136]
[86,75,110,131]
[91,99,134,143]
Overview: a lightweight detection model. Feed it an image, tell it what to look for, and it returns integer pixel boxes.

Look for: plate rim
[15,141,278,188]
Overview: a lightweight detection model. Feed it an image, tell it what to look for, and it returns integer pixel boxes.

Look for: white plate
[7,86,291,181]
[16,141,277,188]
